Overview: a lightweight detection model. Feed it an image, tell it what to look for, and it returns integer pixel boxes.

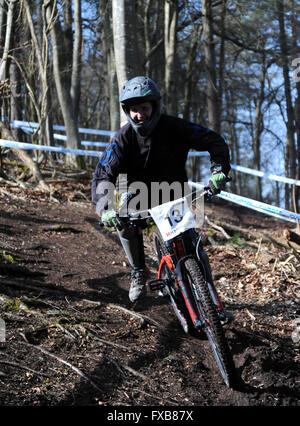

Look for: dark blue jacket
[92,114,230,212]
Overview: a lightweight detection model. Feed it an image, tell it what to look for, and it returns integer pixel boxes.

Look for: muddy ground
[0,173,299,407]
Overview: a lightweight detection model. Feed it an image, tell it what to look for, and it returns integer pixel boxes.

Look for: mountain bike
[113,187,237,388]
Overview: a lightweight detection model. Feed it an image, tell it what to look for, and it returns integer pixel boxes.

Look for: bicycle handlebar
[99,176,232,229]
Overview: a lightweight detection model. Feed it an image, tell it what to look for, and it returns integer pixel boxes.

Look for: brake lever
[203,186,214,201]
[115,214,124,231]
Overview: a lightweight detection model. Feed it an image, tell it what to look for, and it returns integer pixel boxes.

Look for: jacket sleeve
[91,137,124,216]
[183,121,231,175]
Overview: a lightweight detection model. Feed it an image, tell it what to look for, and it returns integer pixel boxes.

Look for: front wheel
[152,229,192,334]
[184,257,236,388]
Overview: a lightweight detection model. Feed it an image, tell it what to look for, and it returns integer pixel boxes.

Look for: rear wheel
[152,229,191,334]
[184,257,236,388]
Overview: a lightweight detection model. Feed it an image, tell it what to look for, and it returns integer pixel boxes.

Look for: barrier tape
[11,120,114,137]
[12,121,300,187]
[1,136,299,224]
[218,191,300,224]
[230,164,300,187]
[18,126,108,147]
[189,181,300,224]
[0,139,100,157]
[188,154,300,186]
[80,141,108,147]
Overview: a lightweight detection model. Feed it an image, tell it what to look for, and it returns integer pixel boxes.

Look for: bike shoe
[129,269,147,303]
[157,287,169,297]
[219,310,234,325]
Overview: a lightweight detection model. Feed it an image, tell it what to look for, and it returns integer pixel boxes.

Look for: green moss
[0,250,22,263]
[229,233,245,247]
[3,298,22,312]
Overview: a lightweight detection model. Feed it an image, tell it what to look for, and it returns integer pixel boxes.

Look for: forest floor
[0,166,299,408]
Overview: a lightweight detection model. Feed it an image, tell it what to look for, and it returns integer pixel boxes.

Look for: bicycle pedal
[148,279,167,292]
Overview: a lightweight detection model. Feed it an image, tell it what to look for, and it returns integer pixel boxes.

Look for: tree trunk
[112,0,143,126]
[276,0,296,209]
[0,0,5,55]
[24,0,54,149]
[0,0,15,81]
[0,121,49,190]
[291,0,300,212]
[217,0,226,131]
[183,24,202,121]
[144,0,152,76]
[225,88,241,195]
[44,0,82,168]
[103,1,119,133]
[252,52,266,201]
[202,0,219,132]
[164,0,178,116]
[9,57,22,142]
[71,0,82,121]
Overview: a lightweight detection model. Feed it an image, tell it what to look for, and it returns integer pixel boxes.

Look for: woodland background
[0,0,299,211]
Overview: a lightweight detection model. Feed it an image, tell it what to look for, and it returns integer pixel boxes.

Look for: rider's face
[129,102,153,124]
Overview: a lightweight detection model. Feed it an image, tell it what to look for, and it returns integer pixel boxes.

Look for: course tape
[188,153,300,186]
[0,139,100,157]
[0,133,300,223]
[189,181,300,224]
[2,136,299,223]
[11,120,115,137]
[230,164,300,187]
[12,121,300,186]
[18,125,108,147]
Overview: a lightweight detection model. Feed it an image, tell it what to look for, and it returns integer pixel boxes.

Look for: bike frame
[157,231,223,333]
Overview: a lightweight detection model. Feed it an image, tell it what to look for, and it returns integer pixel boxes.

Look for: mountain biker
[91,76,231,309]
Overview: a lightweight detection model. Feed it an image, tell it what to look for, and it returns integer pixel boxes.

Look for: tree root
[19,332,103,393]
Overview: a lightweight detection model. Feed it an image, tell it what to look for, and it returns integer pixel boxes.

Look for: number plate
[149,198,197,241]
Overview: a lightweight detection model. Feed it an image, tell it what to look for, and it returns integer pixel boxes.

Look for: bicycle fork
[149,255,205,331]
[174,257,206,330]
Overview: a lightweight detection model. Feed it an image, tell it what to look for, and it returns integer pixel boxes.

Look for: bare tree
[164,0,178,115]
[0,0,15,81]
[102,1,119,132]
[291,0,300,211]
[276,0,296,209]
[252,52,266,201]
[44,0,83,167]
[22,0,54,148]
[112,0,143,125]
[202,0,219,132]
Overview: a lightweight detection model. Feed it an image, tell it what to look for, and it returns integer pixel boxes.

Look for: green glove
[101,210,117,227]
[208,172,227,195]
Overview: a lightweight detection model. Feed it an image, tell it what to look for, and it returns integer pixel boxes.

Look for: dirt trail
[0,180,299,406]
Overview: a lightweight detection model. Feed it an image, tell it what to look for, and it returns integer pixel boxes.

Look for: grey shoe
[157,286,169,297]
[129,269,147,303]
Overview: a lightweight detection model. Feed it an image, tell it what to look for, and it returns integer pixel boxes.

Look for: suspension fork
[196,247,224,312]
[174,257,204,329]
[158,255,203,328]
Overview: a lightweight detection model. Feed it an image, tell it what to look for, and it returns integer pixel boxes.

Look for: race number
[149,197,197,241]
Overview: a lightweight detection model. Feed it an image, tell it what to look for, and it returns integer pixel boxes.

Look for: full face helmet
[119,76,162,137]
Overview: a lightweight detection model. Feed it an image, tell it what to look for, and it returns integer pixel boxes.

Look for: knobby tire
[184,257,236,388]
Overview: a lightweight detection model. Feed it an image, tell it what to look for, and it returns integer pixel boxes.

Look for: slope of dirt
[0,177,299,407]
